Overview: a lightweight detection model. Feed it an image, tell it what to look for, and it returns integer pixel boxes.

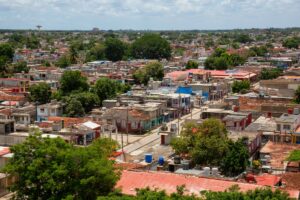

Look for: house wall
[13,115,31,125]
[37,106,63,121]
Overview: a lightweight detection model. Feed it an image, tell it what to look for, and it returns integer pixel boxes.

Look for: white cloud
[0,0,299,29]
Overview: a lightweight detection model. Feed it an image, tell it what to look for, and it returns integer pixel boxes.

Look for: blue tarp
[175,87,193,95]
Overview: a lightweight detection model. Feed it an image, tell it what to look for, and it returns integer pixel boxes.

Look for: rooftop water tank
[203,167,210,176]
[145,154,153,163]
[182,161,189,170]
[174,155,181,164]
[158,156,165,166]
[212,167,218,176]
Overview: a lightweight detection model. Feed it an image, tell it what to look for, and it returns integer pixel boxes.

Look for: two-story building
[37,100,63,122]
[0,78,30,93]
[275,113,300,133]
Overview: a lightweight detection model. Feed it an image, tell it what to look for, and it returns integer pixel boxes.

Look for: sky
[0,0,300,30]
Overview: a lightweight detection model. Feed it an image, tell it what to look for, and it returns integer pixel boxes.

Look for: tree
[295,86,300,104]
[220,139,249,177]
[4,132,119,200]
[204,48,245,70]
[86,43,106,62]
[286,150,300,162]
[98,186,291,200]
[60,70,89,95]
[0,43,14,61]
[171,119,229,166]
[186,60,199,69]
[214,57,229,70]
[105,38,126,62]
[234,34,252,43]
[0,43,14,77]
[56,55,71,68]
[133,62,164,85]
[260,68,283,80]
[283,37,300,49]
[192,135,228,166]
[65,98,85,117]
[204,188,290,200]
[13,61,29,73]
[249,45,269,57]
[232,80,250,93]
[69,43,79,64]
[131,34,171,60]
[66,92,100,113]
[92,78,129,105]
[29,83,52,104]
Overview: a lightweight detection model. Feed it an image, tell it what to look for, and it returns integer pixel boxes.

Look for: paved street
[116,108,202,161]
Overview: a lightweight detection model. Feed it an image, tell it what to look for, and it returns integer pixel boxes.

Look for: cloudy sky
[0,0,299,30]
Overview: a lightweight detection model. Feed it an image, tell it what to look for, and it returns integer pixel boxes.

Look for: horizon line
[1,27,300,32]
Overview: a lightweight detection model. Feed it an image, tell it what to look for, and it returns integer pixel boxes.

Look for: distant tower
[36,25,42,31]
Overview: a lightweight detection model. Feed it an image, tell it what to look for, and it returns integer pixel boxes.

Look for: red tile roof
[260,141,300,169]
[281,172,300,190]
[0,147,10,156]
[47,116,85,128]
[254,174,281,187]
[0,108,12,116]
[116,171,299,198]
[0,95,24,101]
[34,66,58,71]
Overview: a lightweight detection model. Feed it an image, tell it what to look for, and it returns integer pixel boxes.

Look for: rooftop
[260,141,300,169]
[254,174,281,187]
[245,116,277,132]
[275,114,299,123]
[116,170,299,198]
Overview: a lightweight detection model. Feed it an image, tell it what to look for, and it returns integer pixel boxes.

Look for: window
[283,124,291,130]
[276,124,281,131]
[40,108,45,113]
[51,109,56,114]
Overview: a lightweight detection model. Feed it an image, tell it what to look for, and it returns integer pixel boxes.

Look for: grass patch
[286,150,300,162]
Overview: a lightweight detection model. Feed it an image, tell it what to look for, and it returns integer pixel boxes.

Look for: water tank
[182,161,189,170]
[294,108,300,115]
[145,154,153,163]
[169,164,175,172]
[203,167,210,176]
[158,156,165,166]
[174,155,181,164]
[212,167,218,176]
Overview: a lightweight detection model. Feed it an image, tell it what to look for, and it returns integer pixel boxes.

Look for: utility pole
[126,105,129,145]
[177,93,181,135]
